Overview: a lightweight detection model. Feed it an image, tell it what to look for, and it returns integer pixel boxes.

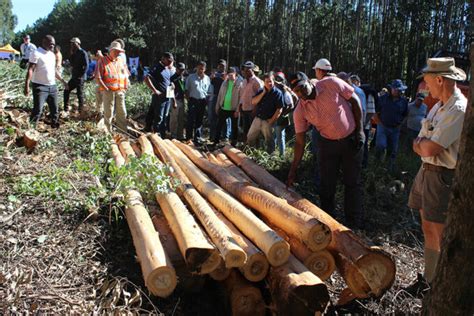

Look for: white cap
[313,58,332,71]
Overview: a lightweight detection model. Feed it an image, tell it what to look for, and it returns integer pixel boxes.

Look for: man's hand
[233,111,239,118]
[154,89,161,96]
[24,85,29,96]
[287,167,297,188]
[267,118,275,126]
[64,83,69,91]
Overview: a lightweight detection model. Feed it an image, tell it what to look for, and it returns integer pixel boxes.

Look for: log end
[224,248,248,268]
[146,266,177,298]
[303,250,336,281]
[199,249,222,275]
[267,240,291,267]
[224,270,266,315]
[210,258,231,281]
[289,283,330,314]
[355,248,396,297]
[340,248,396,298]
[185,248,221,274]
[306,221,332,251]
[240,252,269,282]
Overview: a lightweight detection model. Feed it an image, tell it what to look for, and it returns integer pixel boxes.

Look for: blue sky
[12,0,57,32]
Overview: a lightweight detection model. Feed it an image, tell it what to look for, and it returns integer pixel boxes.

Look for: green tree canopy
[0,0,17,45]
[14,0,471,93]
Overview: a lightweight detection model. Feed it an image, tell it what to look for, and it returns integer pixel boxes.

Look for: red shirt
[294,76,355,140]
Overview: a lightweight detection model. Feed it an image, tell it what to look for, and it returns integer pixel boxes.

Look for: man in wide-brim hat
[95,41,130,133]
[407,57,467,290]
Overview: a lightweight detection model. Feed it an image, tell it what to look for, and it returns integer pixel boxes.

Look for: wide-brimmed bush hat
[421,57,466,81]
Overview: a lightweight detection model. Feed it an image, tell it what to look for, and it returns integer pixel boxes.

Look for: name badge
[166,85,174,98]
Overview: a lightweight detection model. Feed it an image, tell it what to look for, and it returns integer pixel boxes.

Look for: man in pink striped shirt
[287,60,365,229]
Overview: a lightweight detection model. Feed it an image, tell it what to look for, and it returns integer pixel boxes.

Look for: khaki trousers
[247,117,274,154]
[102,90,127,133]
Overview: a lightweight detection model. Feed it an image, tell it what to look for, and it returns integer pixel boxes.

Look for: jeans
[186,97,207,142]
[317,133,363,227]
[169,98,186,139]
[224,117,231,139]
[145,94,170,137]
[30,83,59,126]
[102,90,127,133]
[375,124,401,162]
[273,125,286,155]
[63,77,84,111]
[247,117,274,154]
[214,109,238,145]
[207,96,218,140]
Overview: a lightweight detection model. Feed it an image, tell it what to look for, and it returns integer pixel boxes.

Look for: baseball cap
[313,58,332,70]
[177,62,186,70]
[70,37,81,45]
[242,61,255,69]
[275,72,286,83]
[289,71,309,89]
[218,59,227,66]
[337,72,350,81]
[350,74,361,83]
[24,35,30,39]
[228,66,238,74]
[163,52,174,61]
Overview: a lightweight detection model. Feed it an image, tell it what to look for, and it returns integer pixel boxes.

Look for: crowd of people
[21,34,468,292]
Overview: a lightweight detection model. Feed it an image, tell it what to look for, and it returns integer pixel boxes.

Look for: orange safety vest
[98,55,129,91]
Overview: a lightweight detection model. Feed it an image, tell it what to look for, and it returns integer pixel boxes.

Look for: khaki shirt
[419,88,467,169]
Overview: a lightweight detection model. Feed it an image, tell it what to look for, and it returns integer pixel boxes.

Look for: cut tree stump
[23,129,40,150]
[147,135,247,268]
[119,139,220,274]
[267,255,329,315]
[222,146,396,298]
[156,138,290,267]
[174,141,331,252]
[111,143,176,297]
[224,270,266,316]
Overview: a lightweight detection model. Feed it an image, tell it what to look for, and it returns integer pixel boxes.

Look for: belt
[320,132,354,142]
[422,163,454,173]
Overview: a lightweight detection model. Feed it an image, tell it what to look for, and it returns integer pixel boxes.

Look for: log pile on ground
[111,135,396,315]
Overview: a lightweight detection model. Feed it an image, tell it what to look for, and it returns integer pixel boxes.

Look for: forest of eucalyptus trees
[10,0,471,92]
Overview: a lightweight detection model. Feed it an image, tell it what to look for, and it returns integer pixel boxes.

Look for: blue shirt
[353,84,367,117]
[185,73,211,99]
[148,62,171,94]
[255,86,284,120]
[407,101,427,131]
[377,94,408,128]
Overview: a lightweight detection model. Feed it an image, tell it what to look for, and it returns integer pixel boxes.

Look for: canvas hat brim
[388,83,407,90]
[419,69,467,81]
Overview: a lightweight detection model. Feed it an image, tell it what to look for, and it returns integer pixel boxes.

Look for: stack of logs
[111,134,396,315]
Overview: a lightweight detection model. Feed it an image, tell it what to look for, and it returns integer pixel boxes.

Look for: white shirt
[20,42,37,60]
[29,47,56,86]
[419,88,467,169]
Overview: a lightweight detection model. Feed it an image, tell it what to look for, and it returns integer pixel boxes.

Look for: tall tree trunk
[423,46,474,316]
